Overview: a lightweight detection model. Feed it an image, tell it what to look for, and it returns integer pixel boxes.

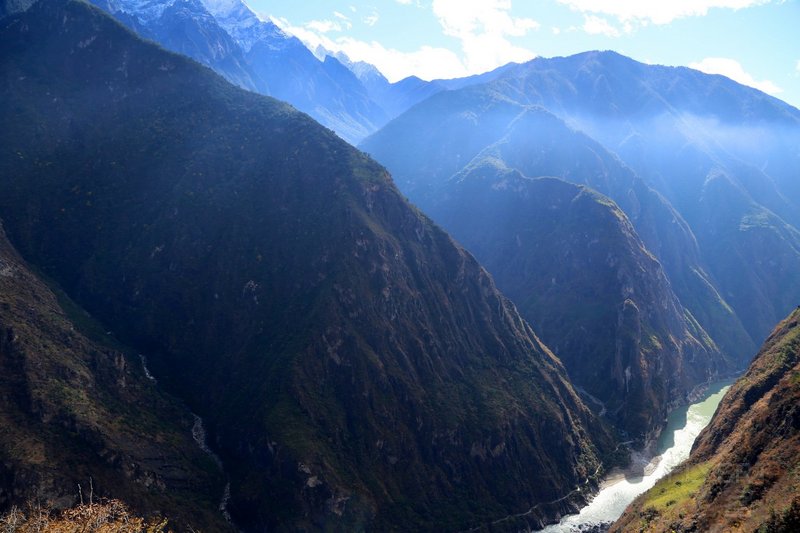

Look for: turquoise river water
[536,380,732,532]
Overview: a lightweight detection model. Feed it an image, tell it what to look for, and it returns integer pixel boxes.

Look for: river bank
[534,380,733,532]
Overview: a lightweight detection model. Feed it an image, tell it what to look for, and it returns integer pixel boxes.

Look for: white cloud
[302,11,354,34]
[431,0,537,74]
[690,57,783,94]
[272,17,332,46]
[395,0,413,4]
[282,0,539,81]
[274,0,539,83]
[363,10,379,26]
[551,27,561,35]
[271,17,469,82]
[582,15,620,37]
[559,0,772,26]
[337,39,469,81]
[796,59,800,72]
[306,19,343,33]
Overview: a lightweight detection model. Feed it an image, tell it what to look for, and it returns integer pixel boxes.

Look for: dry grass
[0,499,169,532]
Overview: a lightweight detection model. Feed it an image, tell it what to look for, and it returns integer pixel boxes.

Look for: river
[536,380,732,532]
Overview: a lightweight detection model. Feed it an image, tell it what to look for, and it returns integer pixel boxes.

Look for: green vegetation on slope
[0,1,613,530]
[612,307,800,532]
[426,156,726,440]
[0,221,229,530]
[641,461,711,513]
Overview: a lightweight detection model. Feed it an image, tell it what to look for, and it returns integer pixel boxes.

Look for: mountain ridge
[426,155,727,440]
[0,218,231,531]
[611,306,800,531]
[362,47,800,384]
[361,87,748,439]
[485,50,800,344]
[0,1,616,529]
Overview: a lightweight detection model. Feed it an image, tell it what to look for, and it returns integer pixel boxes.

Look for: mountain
[612,306,800,531]
[83,0,386,144]
[202,0,389,143]
[0,1,615,530]
[80,0,518,144]
[362,86,745,438]
[362,59,761,364]
[362,52,800,427]
[488,51,800,345]
[0,221,229,531]
[432,163,725,439]
[89,0,259,91]
[329,50,520,122]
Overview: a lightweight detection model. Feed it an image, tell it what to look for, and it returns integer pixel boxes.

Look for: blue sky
[247,0,800,109]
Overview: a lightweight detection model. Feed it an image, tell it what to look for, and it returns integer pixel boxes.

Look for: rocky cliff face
[612,307,800,532]
[0,2,613,530]
[88,0,259,91]
[85,0,387,144]
[496,51,800,350]
[363,93,735,440]
[364,50,800,375]
[0,222,229,531]
[433,167,724,440]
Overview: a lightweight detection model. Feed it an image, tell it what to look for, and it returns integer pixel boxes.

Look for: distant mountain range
[505,52,800,344]
[81,0,512,144]
[85,0,386,143]
[362,50,800,440]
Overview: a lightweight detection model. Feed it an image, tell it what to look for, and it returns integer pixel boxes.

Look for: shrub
[0,499,168,532]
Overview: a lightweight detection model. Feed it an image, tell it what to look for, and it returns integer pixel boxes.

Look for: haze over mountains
[1,1,612,529]
[429,168,726,439]
[362,49,800,433]
[1,0,799,531]
[79,0,511,144]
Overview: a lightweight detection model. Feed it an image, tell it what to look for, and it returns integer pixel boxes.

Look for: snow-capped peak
[102,0,180,23]
[198,0,288,52]
[197,0,245,19]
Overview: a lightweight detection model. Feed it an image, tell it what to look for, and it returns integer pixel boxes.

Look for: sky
[247,0,800,109]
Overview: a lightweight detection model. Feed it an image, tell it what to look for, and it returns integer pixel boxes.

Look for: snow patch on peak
[198,0,244,19]
[103,0,179,23]
[198,0,287,52]
[316,48,387,85]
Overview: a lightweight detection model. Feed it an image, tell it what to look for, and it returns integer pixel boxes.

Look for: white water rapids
[536,381,732,532]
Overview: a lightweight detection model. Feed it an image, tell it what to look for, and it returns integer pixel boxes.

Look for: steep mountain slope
[496,51,800,345]
[0,222,229,531]
[85,0,386,144]
[363,93,747,441]
[0,1,614,530]
[90,0,259,91]
[361,67,757,372]
[433,165,724,439]
[612,307,800,532]
[333,53,519,122]
[205,0,388,143]
[0,0,34,18]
